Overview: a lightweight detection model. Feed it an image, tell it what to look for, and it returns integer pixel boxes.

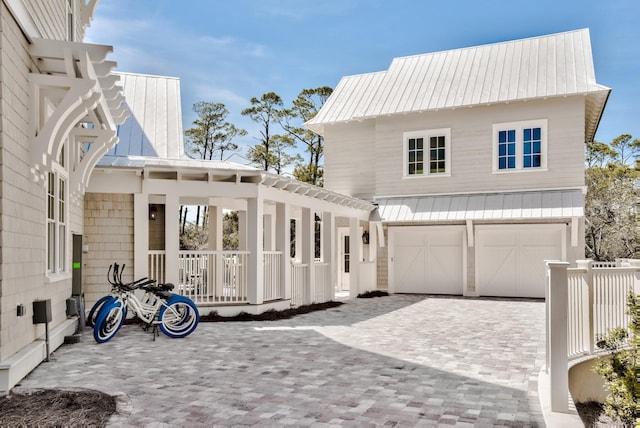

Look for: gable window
[403,128,451,178]
[493,120,547,172]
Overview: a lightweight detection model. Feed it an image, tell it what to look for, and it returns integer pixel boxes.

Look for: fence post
[577,260,595,353]
[546,261,570,413]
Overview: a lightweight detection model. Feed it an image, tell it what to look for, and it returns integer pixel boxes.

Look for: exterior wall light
[149,205,158,220]
[362,230,370,245]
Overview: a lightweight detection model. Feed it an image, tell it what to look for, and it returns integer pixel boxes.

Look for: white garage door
[391,227,465,294]
[476,225,565,298]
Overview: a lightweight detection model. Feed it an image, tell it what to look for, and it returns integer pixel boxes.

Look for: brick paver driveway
[15,295,546,426]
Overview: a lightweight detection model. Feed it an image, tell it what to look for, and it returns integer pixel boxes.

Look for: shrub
[593,292,640,426]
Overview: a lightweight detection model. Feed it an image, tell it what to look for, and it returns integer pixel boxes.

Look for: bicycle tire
[87,295,116,327]
[158,295,199,338]
[93,300,126,343]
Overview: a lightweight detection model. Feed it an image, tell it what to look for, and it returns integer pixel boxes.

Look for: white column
[247,196,264,304]
[133,193,149,281]
[276,202,291,300]
[208,205,223,251]
[322,211,335,299]
[165,192,180,285]
[301,208,314,303]
[546,261,569,413]
[238,211,247,251]
[263,214,273,251]
[349,217,361,299]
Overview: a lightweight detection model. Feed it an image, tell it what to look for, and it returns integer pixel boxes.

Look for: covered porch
[93,160,378,315]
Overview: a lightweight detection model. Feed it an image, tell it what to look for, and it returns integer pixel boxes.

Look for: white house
[306,29,610,298]
[84,72,377,318]
[0,1,127,391]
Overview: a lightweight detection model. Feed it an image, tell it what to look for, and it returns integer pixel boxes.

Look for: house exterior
[0,0,127,391]
[84,72,376,320]
[307,29,611,298]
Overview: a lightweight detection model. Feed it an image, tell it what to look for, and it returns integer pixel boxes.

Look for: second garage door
[391,226,465,295]
[475,224,565,298]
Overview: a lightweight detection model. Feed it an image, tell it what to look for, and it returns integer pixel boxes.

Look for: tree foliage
[593,292,640,426]
[278,86,333,186]
[585,134,639,261]
[185,101,247,161]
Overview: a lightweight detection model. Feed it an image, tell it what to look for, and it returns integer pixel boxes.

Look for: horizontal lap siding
[323,121,376,199]
[373,96,585,197]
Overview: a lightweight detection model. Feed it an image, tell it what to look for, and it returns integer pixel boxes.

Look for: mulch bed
[0,389,116,427]
[357,290,389,298]
[200,301,343,322]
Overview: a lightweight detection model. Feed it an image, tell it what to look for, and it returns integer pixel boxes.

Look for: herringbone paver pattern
[14,295,546,426]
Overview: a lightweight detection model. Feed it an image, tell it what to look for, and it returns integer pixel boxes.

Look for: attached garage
[389,226,465,294]
[475,224,566,298]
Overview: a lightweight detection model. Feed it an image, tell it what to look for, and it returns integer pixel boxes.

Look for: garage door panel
[395,246,426,293]
[393,227,464,295]
[476,225,564,298]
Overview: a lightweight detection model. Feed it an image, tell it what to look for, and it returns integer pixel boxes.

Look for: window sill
[492,168,548,174]
[45,272,72,284]
[402,173,451,179]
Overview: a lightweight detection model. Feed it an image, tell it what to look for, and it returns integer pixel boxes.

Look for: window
[47,146,68,275]
[403,128,451,177]
[493,120,547,172]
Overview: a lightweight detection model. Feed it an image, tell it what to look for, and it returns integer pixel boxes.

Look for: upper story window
[492,119,547,173]
[403,128,451,178]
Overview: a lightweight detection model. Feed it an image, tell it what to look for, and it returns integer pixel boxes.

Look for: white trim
[402,128,451,178]
[3,0,41,42]
[492,119,548,173]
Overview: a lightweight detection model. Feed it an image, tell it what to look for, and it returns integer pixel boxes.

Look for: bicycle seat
[159,283,175,291]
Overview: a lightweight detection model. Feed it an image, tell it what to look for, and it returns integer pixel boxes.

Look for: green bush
[593,292,640,426]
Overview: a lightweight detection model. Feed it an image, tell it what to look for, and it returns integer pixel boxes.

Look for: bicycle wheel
[93,300,126,343]
[158,295,199,338]
[87,295,116,327]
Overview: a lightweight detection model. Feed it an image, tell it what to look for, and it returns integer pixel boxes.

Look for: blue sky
[86,1,639,162]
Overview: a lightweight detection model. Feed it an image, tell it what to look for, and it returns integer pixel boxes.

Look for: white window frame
[66,0,75,42]
[492,119,548,173]
[402,128,451,178]
[47,147,68,278]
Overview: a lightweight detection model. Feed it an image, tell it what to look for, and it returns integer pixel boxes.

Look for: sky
[86,0,640,163]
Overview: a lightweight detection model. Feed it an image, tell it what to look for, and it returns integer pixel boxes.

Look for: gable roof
[108,72,185,159]
[306,29,610,142]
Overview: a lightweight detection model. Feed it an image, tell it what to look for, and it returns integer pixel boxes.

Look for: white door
[391,226,465,294]
[338,228,350,291]
[476,224,565,298]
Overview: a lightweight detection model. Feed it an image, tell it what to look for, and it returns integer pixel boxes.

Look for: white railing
[263,251,283,301]
[566,260,640,358]
[148,251,166,284]
[177,251,249,304]
[314,262,331,303]
[291,263,308,307]
[546,259,640,413]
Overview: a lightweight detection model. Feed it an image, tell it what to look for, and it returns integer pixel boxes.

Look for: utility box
[66,298,78,316]
[33,299,52,324]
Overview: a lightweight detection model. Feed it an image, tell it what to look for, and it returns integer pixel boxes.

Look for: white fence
[263,251,283,301]
[546,259,640,413]
[290,263,308,307]
[566,260,640,358]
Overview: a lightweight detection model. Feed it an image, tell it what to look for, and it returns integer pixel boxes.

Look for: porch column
[165,192,180,285]
[301,207,315,303]
[263,214,274,251]
[208,205,223,251]
[322,211,335,298]
[276,202,291,300]
[546,261,570,413]
[247,196,264,304]
[133,193,149,280]
[349,217,361,299]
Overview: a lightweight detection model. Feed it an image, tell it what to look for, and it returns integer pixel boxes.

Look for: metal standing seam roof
[306,29,610,142]
[375,190,584,222]
[109,72,185,159]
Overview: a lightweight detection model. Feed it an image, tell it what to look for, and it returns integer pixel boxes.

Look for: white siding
[323,120,376,199]
[369,96,585,197]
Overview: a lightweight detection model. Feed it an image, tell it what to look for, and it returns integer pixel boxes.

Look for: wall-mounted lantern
[362,230,370,245]
[149,205,158,221]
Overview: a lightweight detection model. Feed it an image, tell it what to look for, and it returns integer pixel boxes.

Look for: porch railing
[314,263,331,303]
[148,251,166,284]
[263,251,283,301]
[566,260,640,359]
[176,251,249,304]
[291,263,308,307]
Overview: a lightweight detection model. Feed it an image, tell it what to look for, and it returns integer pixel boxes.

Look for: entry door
[338,228,350,291]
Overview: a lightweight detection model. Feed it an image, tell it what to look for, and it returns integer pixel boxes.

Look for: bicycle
[92,264,199,343]
[87,263,156,327]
